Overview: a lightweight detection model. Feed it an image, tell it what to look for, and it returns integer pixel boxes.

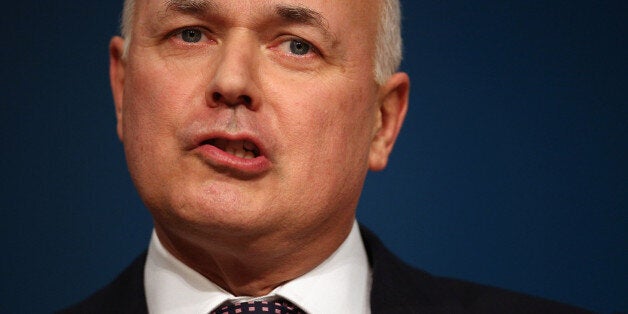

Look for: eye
[179,28,204,43]
[278,38,315,56]
[289,39,311,55]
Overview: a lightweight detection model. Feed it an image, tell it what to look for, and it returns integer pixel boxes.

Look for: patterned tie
[210,298,306,314]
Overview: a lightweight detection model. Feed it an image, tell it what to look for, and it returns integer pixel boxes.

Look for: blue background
[1,1,626,313]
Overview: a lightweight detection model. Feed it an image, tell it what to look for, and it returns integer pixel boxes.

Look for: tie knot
[210,298,306,314]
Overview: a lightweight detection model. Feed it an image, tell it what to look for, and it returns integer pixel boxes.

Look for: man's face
[110,0,407,240]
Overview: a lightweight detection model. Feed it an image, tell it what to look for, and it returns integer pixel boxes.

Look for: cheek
[312,82,375,151]
[123,58,207,140]
[120,61,204,182]
[274,83,375,218]
[121,60,212,210]
[276,76,376,173]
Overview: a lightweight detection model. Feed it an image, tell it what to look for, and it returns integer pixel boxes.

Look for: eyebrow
[275,5,327,28]
[274,4,335,43]
[162,0,215,18]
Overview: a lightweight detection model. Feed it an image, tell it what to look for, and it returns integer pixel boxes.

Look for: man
[61,0,591,313]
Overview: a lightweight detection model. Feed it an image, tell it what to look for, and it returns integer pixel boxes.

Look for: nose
[206,31,260,111]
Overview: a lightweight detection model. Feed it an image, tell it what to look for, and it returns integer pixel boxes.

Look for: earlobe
[109,36,126,141]
[368,72,410,171]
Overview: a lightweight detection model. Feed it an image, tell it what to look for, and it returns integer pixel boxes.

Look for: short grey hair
[119,0,402,84]
[120,0,135,57]
[375,0,403,84]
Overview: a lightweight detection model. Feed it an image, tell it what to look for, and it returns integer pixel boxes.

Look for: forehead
[134,0,380,32]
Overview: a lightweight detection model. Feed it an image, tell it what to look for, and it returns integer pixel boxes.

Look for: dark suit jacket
[59,227,592,313]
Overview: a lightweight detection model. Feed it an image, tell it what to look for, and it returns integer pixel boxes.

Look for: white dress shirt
[144,221,372,314]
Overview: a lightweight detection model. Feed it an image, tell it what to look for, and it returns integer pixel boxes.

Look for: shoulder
[359,226,593,314]
[57,252,148,314]
[435,276,593,314]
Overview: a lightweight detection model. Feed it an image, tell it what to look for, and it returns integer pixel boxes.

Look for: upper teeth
[243,141,257,152]
[214,139,258,159]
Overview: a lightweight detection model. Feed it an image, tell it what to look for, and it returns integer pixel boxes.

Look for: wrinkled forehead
[133,0,380,36]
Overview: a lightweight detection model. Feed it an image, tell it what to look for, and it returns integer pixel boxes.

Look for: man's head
[109,0,408,269]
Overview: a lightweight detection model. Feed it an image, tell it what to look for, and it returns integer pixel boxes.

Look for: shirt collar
[144,221,371,314]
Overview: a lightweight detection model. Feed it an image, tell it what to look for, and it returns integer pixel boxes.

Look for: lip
[190,132,271,176]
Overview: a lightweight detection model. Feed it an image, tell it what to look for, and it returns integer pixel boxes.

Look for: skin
[109,0,409,296]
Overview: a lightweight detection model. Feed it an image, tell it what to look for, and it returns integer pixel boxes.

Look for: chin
[167,194,273,231]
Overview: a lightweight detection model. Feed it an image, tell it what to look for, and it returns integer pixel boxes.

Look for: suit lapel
[360,226,469,314]
[58,252,149,314]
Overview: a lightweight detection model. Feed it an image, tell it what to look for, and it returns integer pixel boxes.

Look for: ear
[368,72,410,171]
[109,36,126,141]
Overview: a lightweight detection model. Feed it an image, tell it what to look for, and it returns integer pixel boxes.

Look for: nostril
[212,92,222,102]
[209,92,253,108]
[240,95,252,105]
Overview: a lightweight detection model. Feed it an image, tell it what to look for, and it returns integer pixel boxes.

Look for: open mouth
[202,138,261,159]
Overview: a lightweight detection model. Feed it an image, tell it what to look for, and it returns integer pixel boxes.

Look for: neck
[154,218,354,296]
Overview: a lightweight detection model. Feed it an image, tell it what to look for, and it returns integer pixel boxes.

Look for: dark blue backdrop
[2,1,626,313]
